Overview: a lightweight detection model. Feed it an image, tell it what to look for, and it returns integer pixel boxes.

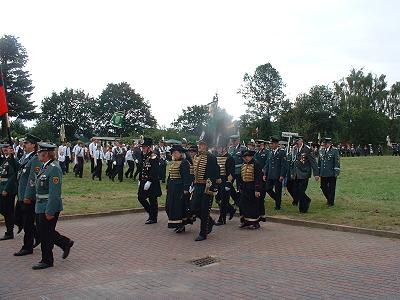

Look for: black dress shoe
[239,223,250,229]
[259,216,267,222]
[195,234,207,241]
[274,207,281,210]
[145,219,157,224]
[62,240,74,259]
[175,226,185,233]
[0,234,14,241]
[229,209,237,220]
[32,262,53,270]
[250,223,260,230]
[14,249,33,256]
[215,220,225,226]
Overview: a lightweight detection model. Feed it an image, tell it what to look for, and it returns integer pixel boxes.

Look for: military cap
[24,134,41,144]
[38,142,57,152]
[188,145,198,152]
[256,139,265,144]
[323,137,332,143]
[269,136,280,144]
[293,135,303,141]
[0,141,12,148]
[170,144,185,153]
[247,139,255,145]
[229,134,240,139]
[241,149,256,157]
[141,137,153,147]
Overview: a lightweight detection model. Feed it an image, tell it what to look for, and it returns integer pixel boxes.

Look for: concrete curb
[209,208,400,240]
[2,207,399,239]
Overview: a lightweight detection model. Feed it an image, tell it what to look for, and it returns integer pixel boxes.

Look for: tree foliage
[238,63,285,122]
[40,88,95,141]
[93,82,157,136]
[0,35,36,119]
[171,105,209,137]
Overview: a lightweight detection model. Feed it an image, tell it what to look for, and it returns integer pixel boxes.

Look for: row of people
[0,134,73,270]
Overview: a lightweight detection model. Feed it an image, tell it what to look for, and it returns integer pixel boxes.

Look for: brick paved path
[0,212,399,300]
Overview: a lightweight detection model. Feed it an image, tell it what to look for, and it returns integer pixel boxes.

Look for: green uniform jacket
[263,148,287,180]
[228,144,247,175]
[35,160,63,215]
[291,145,319,179]
[17,153,42,202]
[254,148,269,169]
[318,146,340,177]
[0,156,19,195]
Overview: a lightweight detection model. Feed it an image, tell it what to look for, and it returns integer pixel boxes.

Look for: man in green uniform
[191,133,218,241]
[0,143,18,240]
[254,139,268,221]
[33,143,74,270]
[291,136,320,213]
[319,138,340,206]
[263,137,287,210]
[14,134,42,256]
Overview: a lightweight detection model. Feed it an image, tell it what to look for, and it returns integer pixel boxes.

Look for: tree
[171,105,209,137]
[29,120,59,142]
[94,82,156,136]
[238,63,285,122]
[10,119,28,137]
[0,35,36,119]
[40,88,95,141]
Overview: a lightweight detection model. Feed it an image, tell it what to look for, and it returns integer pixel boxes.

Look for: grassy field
[2,156,400,232]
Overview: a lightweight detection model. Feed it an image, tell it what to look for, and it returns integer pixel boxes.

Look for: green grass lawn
[3,156,400,232]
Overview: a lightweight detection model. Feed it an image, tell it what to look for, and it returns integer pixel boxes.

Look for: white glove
[189,186,194,193]
[135,159,139,164]
[144,181,151,191]
[113,161,116,165]
[225,187,231,191]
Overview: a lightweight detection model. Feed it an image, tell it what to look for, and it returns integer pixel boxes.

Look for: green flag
[110,111,125,128]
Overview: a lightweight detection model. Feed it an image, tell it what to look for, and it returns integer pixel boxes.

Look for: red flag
[0,71,9,116]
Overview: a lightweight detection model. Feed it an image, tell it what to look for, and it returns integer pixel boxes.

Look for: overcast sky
[3,0,400,126]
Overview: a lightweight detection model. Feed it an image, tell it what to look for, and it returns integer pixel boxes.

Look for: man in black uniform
[14,134,42,256]
[239,149,263,229]
[137,137,162,224]
[111,141,125,182]
[0,142,18,240]
[291,136,320,213]
[215,137,236,226]
[263,137,287,210]
[166,145,191,233]
[191,133,218,241]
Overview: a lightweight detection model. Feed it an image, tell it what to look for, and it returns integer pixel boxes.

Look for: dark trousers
[59,161,66,174]
[125,160,135,178]
[105,160,112,176]
[133,164,142,180]
[112,164,124,182]
[92,159,103,180]
[320,176,337,206]
[16,201,38,251]
[0,194,15,236]
[159,161,167,183]
[259,189,266,218]
[191,184,214,236]
[36,213,70,265]
[266,179,283,209]
[230,174,242,207]
[90,158,95,173]
[293,179,311,213]
[286,179,297,204]
[216,185,235,222]
[138,186,158,221]
[75,157,84,178]
[65,156,70,173]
